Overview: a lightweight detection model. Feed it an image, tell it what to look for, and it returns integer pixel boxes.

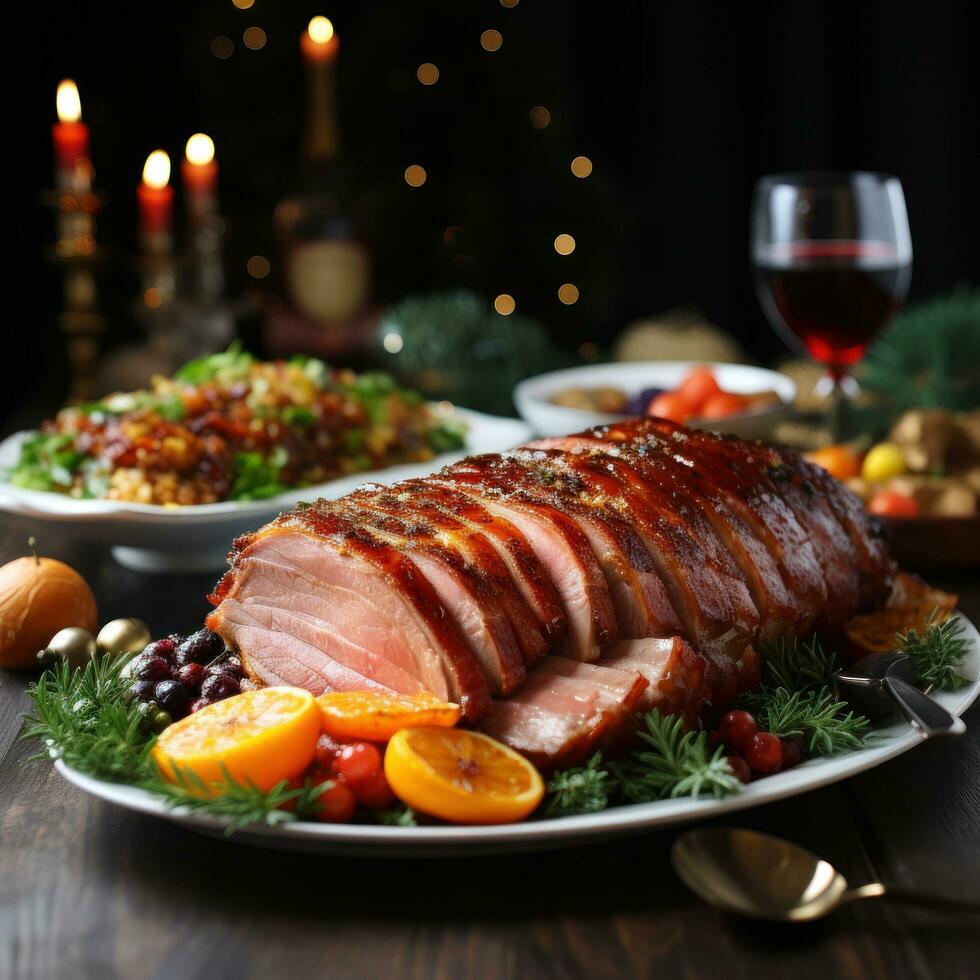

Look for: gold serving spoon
[671,827,980,921]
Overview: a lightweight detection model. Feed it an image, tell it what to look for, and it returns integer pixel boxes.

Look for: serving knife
[836,651,965,738]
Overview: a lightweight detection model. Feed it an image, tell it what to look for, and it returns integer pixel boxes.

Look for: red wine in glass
[754,240,912,381]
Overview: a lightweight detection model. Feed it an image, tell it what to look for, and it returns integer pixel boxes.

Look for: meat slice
[383,480,566,651]
[533,436,803,641]
[585,420,831,626]
[436,457,618,661]
[328,498,526,695]
[480,656,648,770]
[446,451,681,640]
[207,512,491,721]
[503,446,759,660]
[348,484,550,666]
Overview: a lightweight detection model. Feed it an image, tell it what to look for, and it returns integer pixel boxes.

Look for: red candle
[52,79,90,189]
[301,15,339,62]
[181,133,218,223]
[138,150,174,250]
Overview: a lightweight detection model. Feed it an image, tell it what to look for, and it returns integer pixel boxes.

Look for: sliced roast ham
[207,418,896,768]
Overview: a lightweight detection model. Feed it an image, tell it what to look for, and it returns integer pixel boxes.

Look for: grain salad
[8,346,466,506]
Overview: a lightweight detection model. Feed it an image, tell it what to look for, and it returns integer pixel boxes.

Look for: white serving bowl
[514,361,796,438]
[0,408,531,573]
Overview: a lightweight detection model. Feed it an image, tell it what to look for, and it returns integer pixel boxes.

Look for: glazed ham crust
[208,418,894,765]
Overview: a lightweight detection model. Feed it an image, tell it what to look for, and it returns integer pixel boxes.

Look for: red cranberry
[154,680,190,718]
[311,778,357,823]
[142,639,176,663]
[726,755,752,784]
[175,629,225,667]
[315,732,346,769]
[175,663,206,693]
[718,710,759,751]
[332,742,382,785]
[745,732,784,774]
[125,680,157,704]
[780,738,803,769]
[129,653,171,683]
[208,660,245,682]
[200,674,240,702]
[350,770,395,809]
[188,697,208,713]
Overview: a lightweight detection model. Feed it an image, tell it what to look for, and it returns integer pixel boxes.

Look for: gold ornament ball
[40,627,97,670]
[97,618,152,657]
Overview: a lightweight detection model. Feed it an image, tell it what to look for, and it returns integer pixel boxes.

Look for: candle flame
[307,16,334,44]
[142,150,171,189]
[56,79,81,124]
[185,133,215,167]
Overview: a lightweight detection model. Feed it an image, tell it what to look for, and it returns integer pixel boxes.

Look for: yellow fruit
[384,727,545,824]
[861,442,906,483]
[153,687,319,793]
[0,554,98,671]
[316,691,461,741]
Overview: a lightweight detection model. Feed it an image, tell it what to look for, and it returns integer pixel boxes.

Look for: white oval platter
[0,408,530,572]
[56,616,979,857]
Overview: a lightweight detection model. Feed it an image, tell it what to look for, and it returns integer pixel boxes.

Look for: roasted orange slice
[384,727,544,824]
[153,687,319,793]
[844,603,953,658]
[316,691,461,742]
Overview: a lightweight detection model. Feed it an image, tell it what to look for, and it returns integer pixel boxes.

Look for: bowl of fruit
[513,362,795,439]
[806,408,980,572]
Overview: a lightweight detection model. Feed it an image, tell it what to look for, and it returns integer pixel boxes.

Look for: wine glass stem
[816,371,856,442]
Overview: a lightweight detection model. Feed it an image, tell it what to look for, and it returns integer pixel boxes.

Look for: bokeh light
[500,0,520,7]
[56,80,81,123]
[211,36,235,59]
[558,283,580,305]
[529,105,551,129]
[232,0,255,9]
[571,156,593,178]
[480,29,503,52]
[246,255,270,279]
[494,294,516,315]
[142,150,171,189]
[417,62,440,85]
[554,233,576,256]
[243,26,267,50]
[143,288,163,310]
[383,332,404,353]
[404,164,427,187]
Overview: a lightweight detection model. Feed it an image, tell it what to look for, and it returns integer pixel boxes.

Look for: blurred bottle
[274,17,371,331]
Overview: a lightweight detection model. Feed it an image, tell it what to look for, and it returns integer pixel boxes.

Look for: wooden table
[1,514,977,979]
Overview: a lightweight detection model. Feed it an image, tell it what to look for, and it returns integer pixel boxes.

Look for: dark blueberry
[142,638,177,663]
[125,680,157,705]
[175,662,206,693]
[200,674,240,702]
[626,387,665,417]
[175,629,225,667]
[154,679,190,718]
[208,660,245,682]
[129,653,172,683]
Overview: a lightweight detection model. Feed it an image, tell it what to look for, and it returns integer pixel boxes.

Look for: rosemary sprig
[764,635,839,695]
[899,615,970,691]
[23,657,155,783]
[376,803,419,827]
[545,752,609,816]
[610,711,742,803]
[758,689,870,755]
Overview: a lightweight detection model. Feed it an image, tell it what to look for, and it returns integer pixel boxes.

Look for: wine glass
[751,172,912,435]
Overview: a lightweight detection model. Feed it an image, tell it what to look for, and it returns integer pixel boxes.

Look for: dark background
[4,0,976,421]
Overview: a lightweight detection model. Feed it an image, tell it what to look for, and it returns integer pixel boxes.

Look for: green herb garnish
[8,431,84,491]
[175,341,254,385]
[545,752,610,816]
[756,689,870,755]
[229,446,290,501]
[899,614,970,691]
[428,419,467,453]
